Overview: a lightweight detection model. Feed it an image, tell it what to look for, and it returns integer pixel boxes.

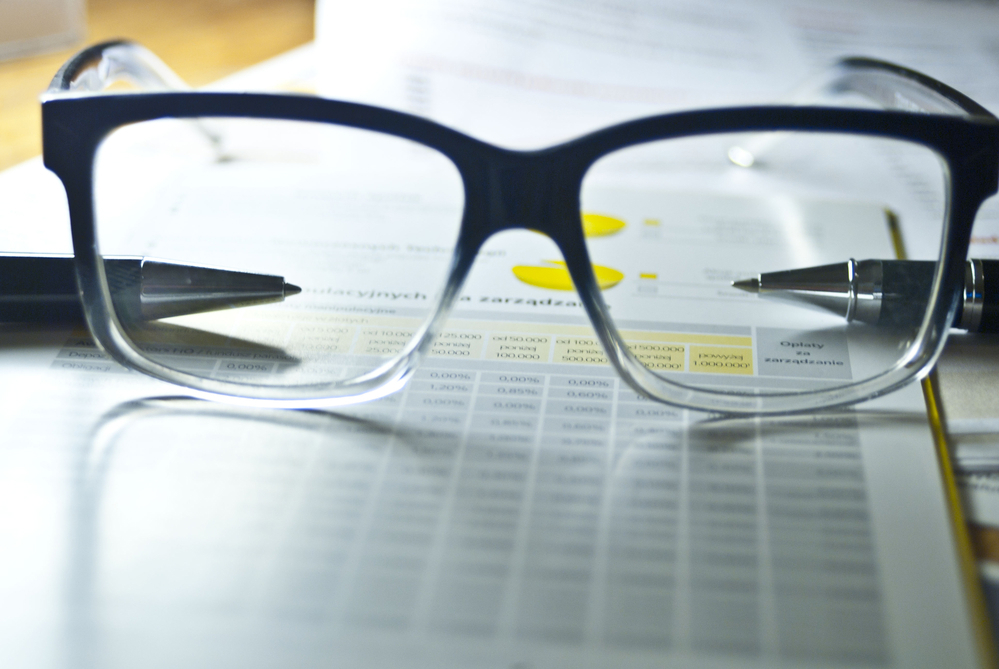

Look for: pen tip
[731,277,760,293]
[284,282,303,297]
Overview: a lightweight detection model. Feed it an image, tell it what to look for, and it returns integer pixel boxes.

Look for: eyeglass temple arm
[44,39,191,96]
[728,57,997,168]
[803,57,993,117]
[43,40,226,152]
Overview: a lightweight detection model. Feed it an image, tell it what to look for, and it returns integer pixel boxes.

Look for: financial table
[53,313,886,661]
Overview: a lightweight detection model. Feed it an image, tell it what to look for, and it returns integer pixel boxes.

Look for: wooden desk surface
[0,0,314,171]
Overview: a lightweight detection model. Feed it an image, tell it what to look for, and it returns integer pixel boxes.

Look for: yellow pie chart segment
[512,260,624,291]
[582,213,626,237]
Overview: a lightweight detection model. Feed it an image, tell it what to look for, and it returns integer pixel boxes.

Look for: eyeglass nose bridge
[484,153,580,241]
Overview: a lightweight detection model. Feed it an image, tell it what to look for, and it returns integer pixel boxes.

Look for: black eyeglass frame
[41,41,999,414]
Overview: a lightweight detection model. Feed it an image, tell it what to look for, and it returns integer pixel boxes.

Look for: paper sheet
[317,0,999,261]
[0,357,976,668]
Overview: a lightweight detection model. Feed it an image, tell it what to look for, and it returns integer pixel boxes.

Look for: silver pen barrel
[732,259,886,325]
[105,257,302,321]
[733,258,999,332]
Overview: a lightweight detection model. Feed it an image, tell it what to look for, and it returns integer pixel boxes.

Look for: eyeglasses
[41,40,999,414]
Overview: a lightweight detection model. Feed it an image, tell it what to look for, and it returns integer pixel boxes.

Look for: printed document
[0,164,984,666]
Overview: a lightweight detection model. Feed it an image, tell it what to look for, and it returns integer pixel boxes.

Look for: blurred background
[0,0,315,171]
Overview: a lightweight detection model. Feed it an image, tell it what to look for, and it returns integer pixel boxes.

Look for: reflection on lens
[580,131,946,395]
[94,118,465,388]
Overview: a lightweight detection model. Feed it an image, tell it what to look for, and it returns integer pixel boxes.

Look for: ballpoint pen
[733,258,999,332]
[0,253,301,323]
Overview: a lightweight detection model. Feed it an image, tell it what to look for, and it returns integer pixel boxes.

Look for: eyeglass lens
[579,131,946,397]
[93,118,465,387]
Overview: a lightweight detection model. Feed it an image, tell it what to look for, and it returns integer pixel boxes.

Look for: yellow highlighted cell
[627,341,685,371]
[582,212,626,237]
[485,333,552,362]
[690,345,753,375]
[355,327,416,356]
[643,218,660,226]
[639,272,658,280]
[553,336,608,365]
[512,260,624,291]
[619,329,750,348]
[430,330,485,359]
